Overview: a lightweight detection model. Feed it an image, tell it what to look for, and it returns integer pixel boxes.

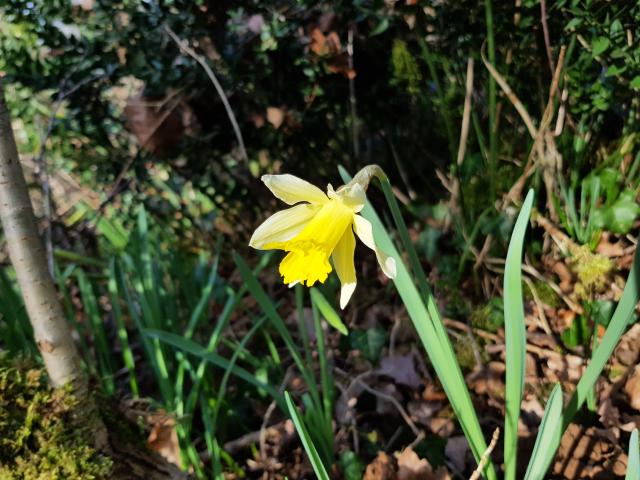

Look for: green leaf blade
[524,384,564,480]
[626,429,639,480]
[504,189,534,480]
[285,391,331,480]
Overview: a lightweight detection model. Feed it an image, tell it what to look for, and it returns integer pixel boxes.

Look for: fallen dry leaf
[552,261,573,292]
[379,354,422,389]
[309,28,341,57]
[598,382,622,432]
[445,436,471,473]
[395,447,432,480]
[597,232,626,257]
[308,28,355,79]
[546,354,584,382]
[624,365,640,411]
[364,451,396,480]
[427,416,455,438]
[266,107,285,129]
[467,362,505,398]
[147,413,181,468]
[615,324,640,366]
[553,424,628,478]
[124,90,197,156]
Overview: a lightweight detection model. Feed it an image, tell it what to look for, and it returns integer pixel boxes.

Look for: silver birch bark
[0,80,84,387]
[0,81,108,451]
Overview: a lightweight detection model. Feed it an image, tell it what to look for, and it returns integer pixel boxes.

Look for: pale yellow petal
[262,174,328,205]
[353,215,397,278]
[331,227,357,309]
[328,183,366,212]
[249,203,321,249]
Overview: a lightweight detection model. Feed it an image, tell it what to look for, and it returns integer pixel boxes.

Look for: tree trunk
[0,79,107,447]
[0,80,81,385]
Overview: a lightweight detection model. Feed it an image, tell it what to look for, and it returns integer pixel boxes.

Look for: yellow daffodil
[249,173,396,308]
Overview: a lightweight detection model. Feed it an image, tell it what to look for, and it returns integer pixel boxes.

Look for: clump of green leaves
[390,39,422,96]
[0,357,113,479]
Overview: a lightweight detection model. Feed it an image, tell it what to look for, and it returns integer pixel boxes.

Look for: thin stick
[164,25,248,163]
[481,45,538,139]
[347,25,359,163]
[355,379,423,438]
[540,0,554,74]
[443,319,563,359]
[384,130,416,200]
[469,428,500,480]
[457,58,475,167]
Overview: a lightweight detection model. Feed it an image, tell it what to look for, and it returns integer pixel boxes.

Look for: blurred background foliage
[2,0,639,256]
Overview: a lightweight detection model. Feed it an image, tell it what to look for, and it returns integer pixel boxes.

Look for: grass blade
[310,298,334,452]
[504,189,534,480]
[285,391,331,480]
[76,269,115,394]
[627,429,639,480]
[108,258,139,397]
[524,383,564,480]
[145,328,284,408]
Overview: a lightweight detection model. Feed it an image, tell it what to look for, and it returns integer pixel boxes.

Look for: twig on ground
[533,212,579,255]
[468,427,500,480]
[164,24,248,164]
[334,381,360,454]
[473,234,493,271]
[502,46,567,211]
[522,261,583,314]
[355,379,423,439]
[223,424,284,456]
[335,368,424,441]
[444,318,563,360]
[260,400,278,461]
[260,367,294,460]
[554,85,568,136]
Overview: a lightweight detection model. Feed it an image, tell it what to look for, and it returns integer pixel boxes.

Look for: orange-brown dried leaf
[395,447,433,480]
[147,413,182,468]
[364,451,396,480]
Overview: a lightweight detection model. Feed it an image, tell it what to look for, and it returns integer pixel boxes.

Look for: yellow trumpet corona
[249,173,396,308]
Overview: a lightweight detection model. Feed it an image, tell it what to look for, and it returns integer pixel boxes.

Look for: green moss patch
[569,246,614,300]
[0,357,113,479]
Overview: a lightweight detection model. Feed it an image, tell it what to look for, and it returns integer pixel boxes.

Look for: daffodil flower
[249,172,396,308]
